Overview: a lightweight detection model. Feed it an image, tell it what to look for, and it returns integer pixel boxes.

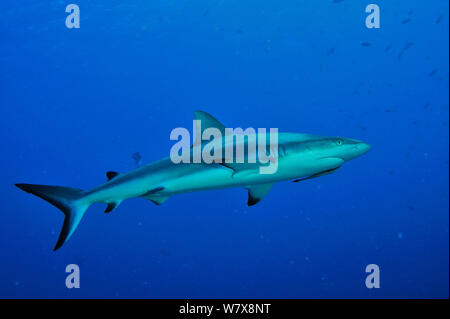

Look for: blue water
[1,0,448,298]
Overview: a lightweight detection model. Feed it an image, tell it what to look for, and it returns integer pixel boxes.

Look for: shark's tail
[15,183,90,251]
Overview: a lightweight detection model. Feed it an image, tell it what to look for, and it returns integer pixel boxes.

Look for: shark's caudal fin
[15,183,89,251]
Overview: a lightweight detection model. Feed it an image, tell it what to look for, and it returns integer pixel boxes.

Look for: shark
[15,111,370,250]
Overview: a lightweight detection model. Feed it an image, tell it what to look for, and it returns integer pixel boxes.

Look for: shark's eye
[336,139,344,146]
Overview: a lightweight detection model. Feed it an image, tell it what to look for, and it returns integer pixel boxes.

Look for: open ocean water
[0,0,448,298]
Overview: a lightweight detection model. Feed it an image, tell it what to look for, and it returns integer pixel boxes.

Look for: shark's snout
[330,138,370,162]
[357,142,371,155]
[345,139,371,159]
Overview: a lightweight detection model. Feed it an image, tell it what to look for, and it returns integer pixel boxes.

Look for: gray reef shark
[15,111,370,250]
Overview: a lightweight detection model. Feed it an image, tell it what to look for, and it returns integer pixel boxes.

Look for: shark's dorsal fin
[246,183,273,206]
[193,111,227,147]
[106,171,120,181]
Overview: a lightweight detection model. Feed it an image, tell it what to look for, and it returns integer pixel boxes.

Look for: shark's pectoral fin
[221,163,262,176]
[246,183,274,206]
[104,200,122,213]
[230,168,262,179]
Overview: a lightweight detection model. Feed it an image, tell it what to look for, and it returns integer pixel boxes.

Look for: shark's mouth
[320,156,344,161]
[317,156,346,168]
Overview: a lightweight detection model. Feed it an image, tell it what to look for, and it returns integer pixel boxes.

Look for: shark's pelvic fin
[141,186,169,205]
[246,183,274,206]
[14,183,89,251]
[145,195,170,205]
[106,171,120,180]
[193,110,227,146]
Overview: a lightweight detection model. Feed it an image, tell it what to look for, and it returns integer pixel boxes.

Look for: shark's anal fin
[246,183,273,206]
[293,166,341,183]
[106,171,120,180]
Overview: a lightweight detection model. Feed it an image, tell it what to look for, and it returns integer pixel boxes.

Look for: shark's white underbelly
[161,159,337,195]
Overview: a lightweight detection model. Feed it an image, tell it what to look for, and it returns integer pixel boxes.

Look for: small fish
[407,206,415,211]
[429,68,439,77]
[326,47,336,56]
[398,42,414,60]
[360,42,372,47]
[132,152,142,167]
[401,18,412,24]
[436,13,445,24]
[385,43,393,52]
[404,42,414,49]
[160,249,169,257]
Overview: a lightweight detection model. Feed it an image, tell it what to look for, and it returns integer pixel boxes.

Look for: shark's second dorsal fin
[106,171,120,181]
[193,111,227,147]
[104,203,116,213]
[104,200,122,213]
